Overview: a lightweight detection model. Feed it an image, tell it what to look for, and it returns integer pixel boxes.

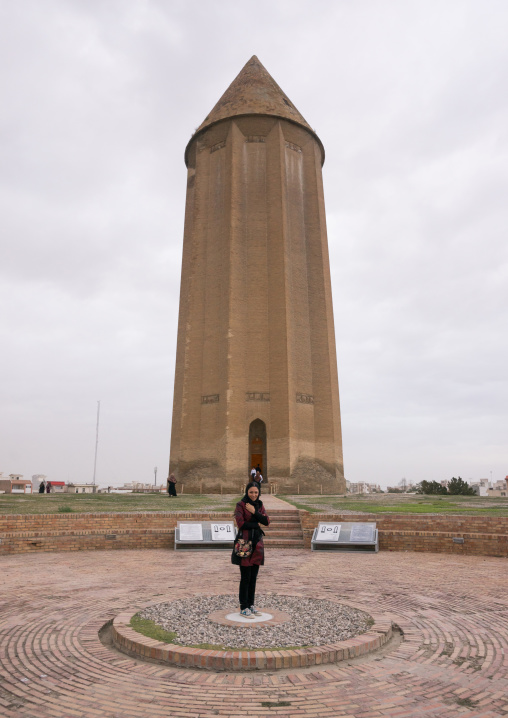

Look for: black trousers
[239,564,260,610]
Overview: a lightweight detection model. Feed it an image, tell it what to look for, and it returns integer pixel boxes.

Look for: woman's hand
[245,503,256,514]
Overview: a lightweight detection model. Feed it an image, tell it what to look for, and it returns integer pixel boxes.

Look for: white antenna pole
[92,401,101,485]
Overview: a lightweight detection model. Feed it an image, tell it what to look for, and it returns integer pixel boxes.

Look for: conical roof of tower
[185,56,324,164]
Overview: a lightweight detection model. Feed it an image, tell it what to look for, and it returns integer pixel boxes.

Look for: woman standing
[167,473,178,497]
[233,482,270,618]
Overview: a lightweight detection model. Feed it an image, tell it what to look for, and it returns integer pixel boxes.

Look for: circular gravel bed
[139,594,372,649]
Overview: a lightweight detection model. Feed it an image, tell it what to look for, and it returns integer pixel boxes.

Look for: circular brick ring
[111,607,393,671]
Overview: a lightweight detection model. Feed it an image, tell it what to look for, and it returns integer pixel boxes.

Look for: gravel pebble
[139,594,371,649]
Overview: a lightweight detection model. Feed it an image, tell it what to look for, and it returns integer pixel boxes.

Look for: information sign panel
[179,523,203,541]
[349,523,376,542]
[316,523,341,542]
[210,522,235,541]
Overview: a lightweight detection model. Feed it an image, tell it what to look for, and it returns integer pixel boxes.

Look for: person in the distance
[167,473,178,497]
[233,482,270,618]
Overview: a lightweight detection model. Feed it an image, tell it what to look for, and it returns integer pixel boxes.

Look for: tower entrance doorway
[249,419,267,478]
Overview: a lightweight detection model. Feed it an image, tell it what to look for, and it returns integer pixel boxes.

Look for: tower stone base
[173,458,345,495]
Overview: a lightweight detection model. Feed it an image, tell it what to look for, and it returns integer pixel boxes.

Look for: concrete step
[268,510,299,515]
[261,509,303,548]
[267,515,301,522]
[264,538,305,548]
[263,521,302,531]
[268,525,301,532]
[266,511,303,544]
[266,526,303,533]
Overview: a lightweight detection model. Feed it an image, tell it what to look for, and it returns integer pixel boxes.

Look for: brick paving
[1,548,508,717]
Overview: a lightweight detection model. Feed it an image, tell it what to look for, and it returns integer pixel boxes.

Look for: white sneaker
[240,608,255,619]
[250,606,262,616]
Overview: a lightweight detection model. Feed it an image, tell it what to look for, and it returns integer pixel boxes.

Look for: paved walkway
[259,494,296,510]
[1,549,508,717]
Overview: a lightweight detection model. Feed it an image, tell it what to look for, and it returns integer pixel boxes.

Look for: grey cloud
[1,0,507,487]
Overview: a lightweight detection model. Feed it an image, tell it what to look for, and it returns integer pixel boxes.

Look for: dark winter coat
[234,499,270,567]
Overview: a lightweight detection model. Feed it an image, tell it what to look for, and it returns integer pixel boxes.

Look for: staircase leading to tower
[263,508,304,549]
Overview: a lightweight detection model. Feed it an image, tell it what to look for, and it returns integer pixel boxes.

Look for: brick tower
[169,56,345,494]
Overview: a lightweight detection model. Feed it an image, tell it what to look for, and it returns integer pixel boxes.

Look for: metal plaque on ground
[311,522,378,553]
[178,523,203,542]
[349,523,376,542]
[210,523,235,541]
[316,523,341,541]
[175,522,234,551]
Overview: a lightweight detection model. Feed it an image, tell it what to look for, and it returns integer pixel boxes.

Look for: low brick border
[111,607,393,671]
[2,510,507,557]
[208,608,291,627]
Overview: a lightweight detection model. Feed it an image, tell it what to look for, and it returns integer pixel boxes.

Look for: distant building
[467,477,508,498]
[0,474,32,494]
[32,474,47,492]
[31,477,68,493]
[97,486,131,494]
[114,482,163,493]
[348,482,380,494]
[488,488,507,497]
[65,483,98,494]
[399,479,416,491]
[47,481,65,493]
[492,479,507,491]
[470,478,490,497]
[487,479,507,498]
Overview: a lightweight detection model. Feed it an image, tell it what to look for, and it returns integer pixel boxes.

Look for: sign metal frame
[175,521,235,551]
[311,522,379,553]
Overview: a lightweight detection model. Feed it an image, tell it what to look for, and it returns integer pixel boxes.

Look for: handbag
[234,534,253,558]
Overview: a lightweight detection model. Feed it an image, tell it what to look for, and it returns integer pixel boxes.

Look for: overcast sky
[1,0,507,489]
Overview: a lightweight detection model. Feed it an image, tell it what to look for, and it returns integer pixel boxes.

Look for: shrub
[447,476,476,496]
[416,480,448,495]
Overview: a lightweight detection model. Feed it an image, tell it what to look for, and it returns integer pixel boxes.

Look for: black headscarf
[239,483,265,550]
[241,482,263,509]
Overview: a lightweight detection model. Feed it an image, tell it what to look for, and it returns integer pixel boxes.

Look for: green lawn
[280,494,508,516]
[0,492,238,515]
[3,490,507,517]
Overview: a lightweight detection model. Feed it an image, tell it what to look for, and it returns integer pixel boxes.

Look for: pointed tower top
[195,55,314,134]
[186,56,324,164]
